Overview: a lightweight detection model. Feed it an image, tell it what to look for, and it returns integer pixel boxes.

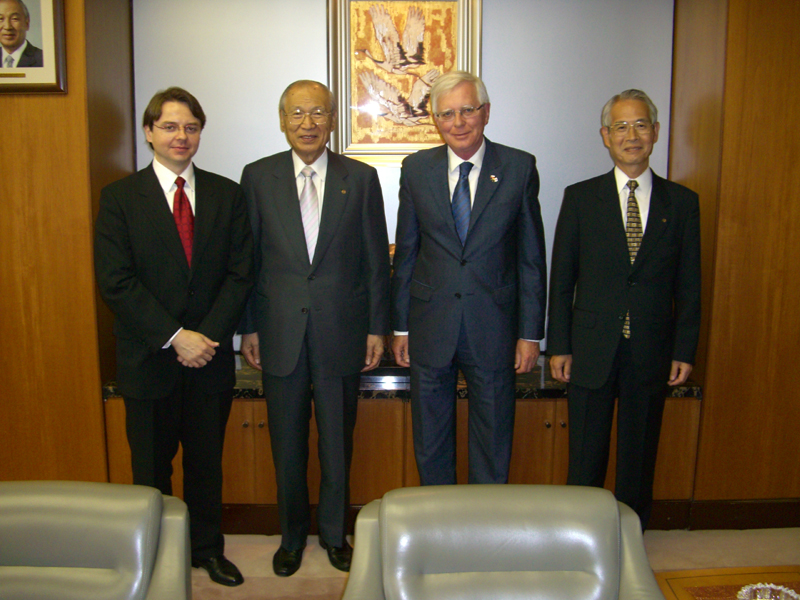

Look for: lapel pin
[341,189,346,194]
[662,218,667,223]
[490,175,499,183]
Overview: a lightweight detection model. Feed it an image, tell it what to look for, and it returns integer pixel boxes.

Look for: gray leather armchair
[343,484,665,600]
[0,480,191,600]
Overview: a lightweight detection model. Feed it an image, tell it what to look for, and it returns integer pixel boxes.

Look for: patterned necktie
[623,179,641,338]
[299,166,319,261]
[452,161,473,246]
[4,56,14,68]
[173,177,194,267]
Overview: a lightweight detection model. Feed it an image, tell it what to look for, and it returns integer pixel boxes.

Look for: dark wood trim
[223,499,800,535]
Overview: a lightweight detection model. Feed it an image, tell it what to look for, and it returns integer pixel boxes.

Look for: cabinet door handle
[258,421,266,429]
[560,421,567,428]
[545,421,552,428]
[242,420,250,428]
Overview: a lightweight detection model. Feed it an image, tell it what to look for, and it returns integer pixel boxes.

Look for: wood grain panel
[508,400,556,485]
[694,0,800,500]
[350,399,405,504]
[222,400,257,503]
[0,0,107,483]
[668,0,728,382]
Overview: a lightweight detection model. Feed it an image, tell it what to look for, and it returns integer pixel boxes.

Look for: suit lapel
[138,165,191,276]
[467,138,503,243]
[634,172,671,267]
[596,170,631,268]
[191,168,222,273]
[270,152,313,268]
[312,152,349,269]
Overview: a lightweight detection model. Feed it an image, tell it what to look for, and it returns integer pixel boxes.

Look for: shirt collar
[2,39,28,62]
[292,149,328,181]
[152,157,195,194]
[613,166,652,195]
[447,138,486,174]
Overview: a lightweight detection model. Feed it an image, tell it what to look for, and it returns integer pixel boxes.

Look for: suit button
[455,293,462,299]
[188,289,195,296]
[461,260,467,266]
[308,275,315,280]
[627,277,637,286]
[301,308,309,314]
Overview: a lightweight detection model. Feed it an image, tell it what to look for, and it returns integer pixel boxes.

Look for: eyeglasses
[283,110,332,124]
[434,104,485,122]
[607,120,653,136]
[153,123,201,135]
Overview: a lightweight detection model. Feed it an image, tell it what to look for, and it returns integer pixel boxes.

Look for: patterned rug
[657,566,800,600]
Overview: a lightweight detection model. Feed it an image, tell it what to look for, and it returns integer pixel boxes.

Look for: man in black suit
[0,0,43,67]
[391,71,547,486]
[238,80,390,576]
[548,89,701,529]
[95,87,253,586]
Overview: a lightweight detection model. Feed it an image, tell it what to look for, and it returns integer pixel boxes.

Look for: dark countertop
[102,356,702,401]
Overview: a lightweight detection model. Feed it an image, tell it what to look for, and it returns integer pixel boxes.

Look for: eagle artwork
[355,3,445,129]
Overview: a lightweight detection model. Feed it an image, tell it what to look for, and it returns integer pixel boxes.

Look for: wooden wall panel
[0,0,107,482]
[668,0,728,382]
[694,0,800,499]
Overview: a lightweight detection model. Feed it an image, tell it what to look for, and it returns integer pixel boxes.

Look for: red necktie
[173,177,194,266]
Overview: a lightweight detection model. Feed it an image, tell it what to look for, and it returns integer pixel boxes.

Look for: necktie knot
[4,55,14,68]
[175,176,186,190]
[459,161,473,178]
[627,179,638,194]
[301,166,315,180]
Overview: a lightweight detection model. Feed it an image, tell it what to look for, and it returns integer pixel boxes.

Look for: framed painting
[328,0,481,166]
[0,0,66,94]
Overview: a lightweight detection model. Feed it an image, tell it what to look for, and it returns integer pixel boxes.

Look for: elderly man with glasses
[547,89,701,530]
[391,70,547,487]
[238,80,390,577]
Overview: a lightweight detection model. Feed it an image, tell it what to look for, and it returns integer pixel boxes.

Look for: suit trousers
[262,328,360,551]
[566,336,667,529]
[410,317,516,485]
[123,375,233,559]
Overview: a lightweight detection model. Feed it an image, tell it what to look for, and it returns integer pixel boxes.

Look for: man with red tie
[94,87,253,586]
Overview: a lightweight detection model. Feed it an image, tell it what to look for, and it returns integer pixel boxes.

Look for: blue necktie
[452,161,473,246]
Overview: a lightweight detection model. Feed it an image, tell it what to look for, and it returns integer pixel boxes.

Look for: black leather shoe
[319,538,352,572]
[191,555,244,587]
[273,546,305,577]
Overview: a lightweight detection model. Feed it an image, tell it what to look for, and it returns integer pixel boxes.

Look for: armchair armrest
[342,500,385,600]
[618,502,665,600]
[146,496,191,600]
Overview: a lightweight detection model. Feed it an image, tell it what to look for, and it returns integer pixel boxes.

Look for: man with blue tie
[391,71,547,485]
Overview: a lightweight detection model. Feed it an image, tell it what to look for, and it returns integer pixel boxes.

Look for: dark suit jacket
[17,42,43,67]
[391,139,548,369]
[547,169,701,389]
[95,163,254,399]
[239,150,391,377]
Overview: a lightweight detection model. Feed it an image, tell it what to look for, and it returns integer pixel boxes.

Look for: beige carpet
[193,529,800,599]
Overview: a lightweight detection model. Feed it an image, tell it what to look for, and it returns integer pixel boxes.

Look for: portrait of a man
[0,0,43,68]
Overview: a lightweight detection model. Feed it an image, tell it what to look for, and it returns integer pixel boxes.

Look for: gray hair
[278,80,337,114]
[430,71,490,114]
[6,0,30,21]
[600,89,658,127]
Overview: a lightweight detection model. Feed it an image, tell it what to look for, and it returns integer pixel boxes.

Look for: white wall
[133,0,673,283]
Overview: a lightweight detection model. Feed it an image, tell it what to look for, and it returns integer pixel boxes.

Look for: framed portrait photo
[329,0,482,166]
[0,0,66,94]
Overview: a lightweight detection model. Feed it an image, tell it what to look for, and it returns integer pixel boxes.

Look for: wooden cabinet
[104,393,701,514]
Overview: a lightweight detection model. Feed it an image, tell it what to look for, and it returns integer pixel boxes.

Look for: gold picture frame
[328,0,481,166]
[0,0,66,94]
